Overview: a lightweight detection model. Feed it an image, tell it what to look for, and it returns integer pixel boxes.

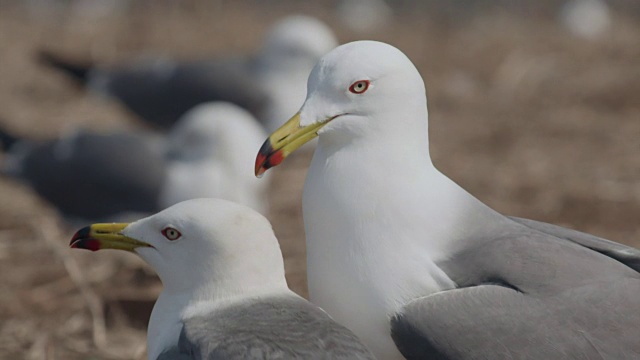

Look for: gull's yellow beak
[255,112,334,177]
[69,223,153,252]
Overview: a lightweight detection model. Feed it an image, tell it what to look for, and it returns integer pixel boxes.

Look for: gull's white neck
[146,279,289,360]
[303,109,503,359]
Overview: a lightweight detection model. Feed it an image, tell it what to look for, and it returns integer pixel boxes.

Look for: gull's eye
[348,80,370,94]
[161,227,182,241]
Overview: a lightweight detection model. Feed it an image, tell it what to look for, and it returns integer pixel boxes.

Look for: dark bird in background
[1,126,165,221]
[38,15,338,132]
[1,102,269,223]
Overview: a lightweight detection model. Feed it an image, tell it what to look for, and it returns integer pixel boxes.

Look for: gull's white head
[255,41,430,175]
[166,102,265,164]
[303,41,427,141]
[70,198,287,297]
[161,102,269,214]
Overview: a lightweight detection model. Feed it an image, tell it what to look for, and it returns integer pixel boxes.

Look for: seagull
[157,102,270,214]
[70,198,376,360]
[39,15,338,132]
[1,102,269,222]
[255,40,640,359]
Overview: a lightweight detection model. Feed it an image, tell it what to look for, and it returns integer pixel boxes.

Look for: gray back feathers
[391,217,640,359]
[166,295,375,360]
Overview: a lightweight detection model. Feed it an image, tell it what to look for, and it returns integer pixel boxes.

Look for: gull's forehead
[150,199,271,240]
[160,198,250,223]
[309,40,416,90]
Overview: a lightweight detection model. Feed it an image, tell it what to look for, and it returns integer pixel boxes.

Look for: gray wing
[157,346,192,360]
[177,295,375,360]
[4,131,166,220]
[509,216,640,272]
[90,57,269,129]
[391,218,640,359]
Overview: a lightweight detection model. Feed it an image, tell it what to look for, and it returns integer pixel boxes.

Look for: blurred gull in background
[336,0,393,33]
[1,102,269,222]
[158,102,269,214]
[70,198,376,360]
[1,126,165,222]
[38,15,338,132]
[560,0,612,39]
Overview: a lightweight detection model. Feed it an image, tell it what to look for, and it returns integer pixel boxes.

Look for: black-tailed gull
[39,15,338,132]
[70,198,375,360]
[158,102,270,214]
[1,102,268,221]
[255,40,640,359]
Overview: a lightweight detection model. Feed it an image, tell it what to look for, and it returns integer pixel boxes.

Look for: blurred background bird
[38,15,338,132]
[0,102,269,223]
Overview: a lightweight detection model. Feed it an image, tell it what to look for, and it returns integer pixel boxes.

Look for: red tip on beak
[255,152,268,178]
[255,138,285,177]
[69,226,100,251]
[70,238,101,251]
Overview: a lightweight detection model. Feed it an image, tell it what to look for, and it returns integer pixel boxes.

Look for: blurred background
[0,0,638,358]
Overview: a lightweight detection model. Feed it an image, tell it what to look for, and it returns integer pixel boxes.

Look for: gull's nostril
[278,134,289,143]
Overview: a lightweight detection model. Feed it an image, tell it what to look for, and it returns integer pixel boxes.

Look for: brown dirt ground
[0,2,639,359]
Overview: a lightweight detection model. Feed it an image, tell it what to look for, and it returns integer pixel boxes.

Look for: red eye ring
[161,227,181,241]
[349,80,370,94]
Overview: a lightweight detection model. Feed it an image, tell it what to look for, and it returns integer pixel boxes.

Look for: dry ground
[0,1,638,359]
